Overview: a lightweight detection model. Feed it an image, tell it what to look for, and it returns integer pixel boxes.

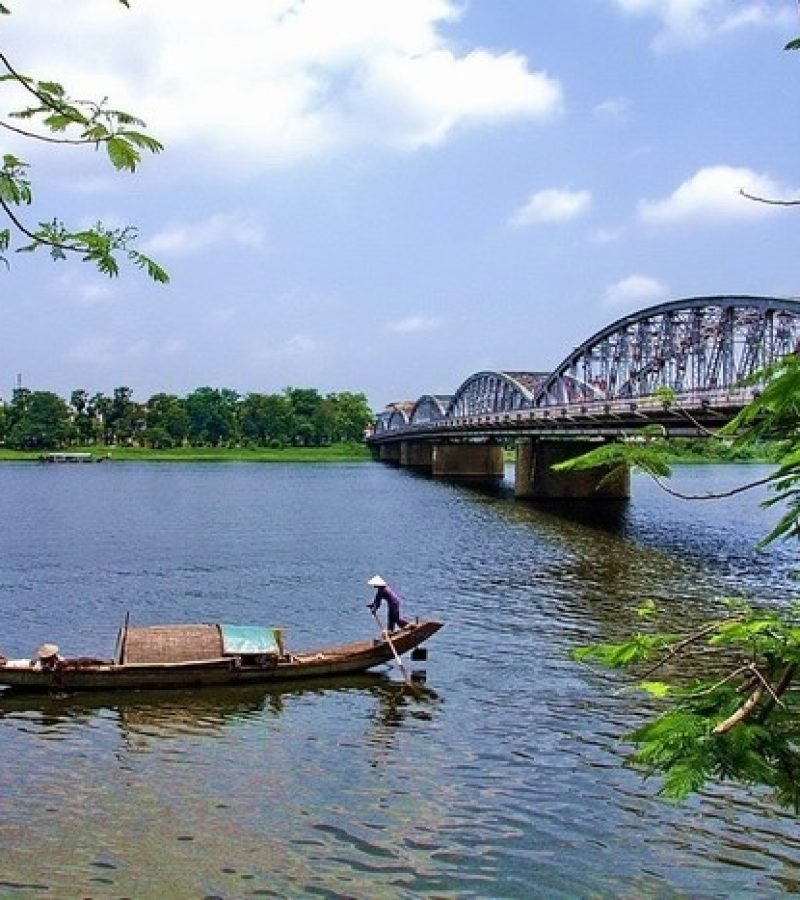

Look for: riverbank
[2,439,777,465]
[0,443,372,463]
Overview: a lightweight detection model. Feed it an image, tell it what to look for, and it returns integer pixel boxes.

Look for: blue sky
[3,0,799,411]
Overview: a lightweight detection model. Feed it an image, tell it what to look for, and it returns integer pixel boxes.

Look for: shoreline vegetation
[500,438,778,466]
[0,443,373,463]
[1,439,777,466]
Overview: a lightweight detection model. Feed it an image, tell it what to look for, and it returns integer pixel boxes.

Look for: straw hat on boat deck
[37,643,59,659]
[367,575,387,587]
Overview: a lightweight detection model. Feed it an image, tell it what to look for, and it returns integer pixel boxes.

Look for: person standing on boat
[367,575,409,632]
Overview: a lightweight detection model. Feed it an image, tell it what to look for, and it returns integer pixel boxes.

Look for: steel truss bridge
[369,296,800,444]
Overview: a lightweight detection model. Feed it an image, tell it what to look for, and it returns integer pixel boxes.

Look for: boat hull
[0,620,443,693]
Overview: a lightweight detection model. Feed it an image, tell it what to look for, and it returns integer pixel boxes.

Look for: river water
[0,461,798,898]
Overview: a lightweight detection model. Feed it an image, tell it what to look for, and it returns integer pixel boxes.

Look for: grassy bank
[0,443,372,463]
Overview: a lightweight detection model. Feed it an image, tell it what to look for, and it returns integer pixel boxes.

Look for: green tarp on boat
[219,624,281,655]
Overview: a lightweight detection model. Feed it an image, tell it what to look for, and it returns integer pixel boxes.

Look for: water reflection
[0,674,441,745]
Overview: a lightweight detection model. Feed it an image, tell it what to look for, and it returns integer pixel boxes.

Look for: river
[0,460,797,898]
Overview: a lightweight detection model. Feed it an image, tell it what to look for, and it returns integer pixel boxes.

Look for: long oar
[370,608,412,685]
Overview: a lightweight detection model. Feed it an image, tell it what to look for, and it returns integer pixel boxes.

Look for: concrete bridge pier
[432,442,505,482]
[379,443,402,466]
[515,438,630,500]
[400,441,434,471]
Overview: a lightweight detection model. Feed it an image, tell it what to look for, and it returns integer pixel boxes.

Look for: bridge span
[367,295,800,500]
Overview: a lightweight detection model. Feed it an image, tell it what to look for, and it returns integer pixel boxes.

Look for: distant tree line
[0,386,374,450]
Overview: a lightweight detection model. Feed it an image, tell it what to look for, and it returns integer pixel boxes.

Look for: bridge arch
[387,408,410,429]
[447,371,545,418]
[534,295,800,406]
[409,394,452,425]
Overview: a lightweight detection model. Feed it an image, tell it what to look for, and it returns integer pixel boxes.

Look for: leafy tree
[86,392,112,444]
[0,382,374,450]
[184,387,240,447]
[285,387,334,446]
[105,385,141,444]
[69,388,94,444]
[0,1,168,281]
[141,392,187,448]
[239,392,294,448]
[326,391,373,443]
[6,389,72,448]
[567,355,800,811]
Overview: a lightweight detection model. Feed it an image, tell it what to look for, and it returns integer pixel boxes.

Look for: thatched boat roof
[118,624,283,664]
[120,624,224,664]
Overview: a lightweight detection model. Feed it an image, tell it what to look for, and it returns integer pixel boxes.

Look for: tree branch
[757,663,797,722]
[0,118,91,145]
[676,405,726,438]
[637,618,740,680]
[651,471,776,502]
[0,195,90,256]
[713,663,797,734]
[713,685,764,734]
[740,189,800,207]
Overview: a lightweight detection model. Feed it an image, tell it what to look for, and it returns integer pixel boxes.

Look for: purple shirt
[371,584,401,616]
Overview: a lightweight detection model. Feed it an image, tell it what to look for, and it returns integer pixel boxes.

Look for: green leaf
[571,634,665,668]
[36,80,66,97]
[42,113,80,133]
[636,599,659,619]
[117,130,164,154]
[105,136,140,172]
[128,250,170,284]
[708,618,777,646]
[0,172,32,205]
[785,37,800,51]
[660,760,711,802]
[83,124,112,142]
[639,681,671,699]
[552,441,672,479]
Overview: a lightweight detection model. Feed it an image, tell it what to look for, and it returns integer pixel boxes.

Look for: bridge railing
[371,387,756,439]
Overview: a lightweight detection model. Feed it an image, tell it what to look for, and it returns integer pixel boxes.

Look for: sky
[2,0,800,412]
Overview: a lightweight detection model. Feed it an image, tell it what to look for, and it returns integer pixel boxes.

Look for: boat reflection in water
[0,672,440,748]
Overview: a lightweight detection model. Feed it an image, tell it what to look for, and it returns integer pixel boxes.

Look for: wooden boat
[0,619,443,694]
[39,452,109,463]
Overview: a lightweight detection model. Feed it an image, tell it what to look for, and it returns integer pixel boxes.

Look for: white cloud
[56,272,116,306]
[593,97,631,123]
[257,334,319,360]
[6,0,562,171]
[355,48,562,150]
[639,165,797,224]
[604,274,669,306]
[385,315,443,334]
[284,334,317,355]
[143,213,265,256]
[509,188,592,227]
[612,0,793,48]
[589,226,625,244]
[63,335,151,367]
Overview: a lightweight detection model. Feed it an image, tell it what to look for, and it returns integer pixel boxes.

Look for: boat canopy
[117,623,284,664]
[219,624,280,655]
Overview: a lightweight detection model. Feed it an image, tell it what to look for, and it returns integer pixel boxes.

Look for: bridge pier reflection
[514,438,630,501]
